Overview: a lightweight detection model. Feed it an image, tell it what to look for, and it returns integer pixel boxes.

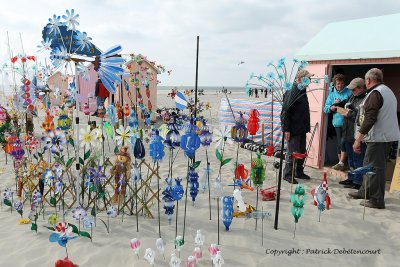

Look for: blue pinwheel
[199,121,212,147]
[93,45,126,94]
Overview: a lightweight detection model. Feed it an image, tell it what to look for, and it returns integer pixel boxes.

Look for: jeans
[97,96,106,108]
[334,127,345,154]
[345,140,366,185]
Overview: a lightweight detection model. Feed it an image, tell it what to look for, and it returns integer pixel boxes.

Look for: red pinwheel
[247,109,260,136]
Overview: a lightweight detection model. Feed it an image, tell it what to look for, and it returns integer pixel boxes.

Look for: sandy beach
[0,90,399,267]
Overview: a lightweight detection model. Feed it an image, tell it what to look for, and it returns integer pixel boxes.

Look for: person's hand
[353,140,361,154]
[330,106,337,112]
[285,132,291,141]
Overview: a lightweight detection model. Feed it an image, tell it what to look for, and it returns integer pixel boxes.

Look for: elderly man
[349,68,400,209]
[280,69,312,184]
[335,78,367,188]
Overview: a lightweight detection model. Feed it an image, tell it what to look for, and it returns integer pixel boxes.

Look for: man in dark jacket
[281,69,312,184]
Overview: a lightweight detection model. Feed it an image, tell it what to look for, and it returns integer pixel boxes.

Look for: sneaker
[332,163,345,171]
[283,177,298,184]
[295,173,310,180]
[360,200,385,209]
[348,192,364,199]
[339,179,353,185]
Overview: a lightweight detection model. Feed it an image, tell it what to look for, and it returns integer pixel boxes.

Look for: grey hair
[365,68,383,83]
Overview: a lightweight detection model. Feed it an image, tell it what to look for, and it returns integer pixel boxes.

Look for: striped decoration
[175,92,188,110]
[219,98,283,146]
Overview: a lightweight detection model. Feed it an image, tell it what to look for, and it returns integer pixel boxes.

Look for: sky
[1,0,400,87]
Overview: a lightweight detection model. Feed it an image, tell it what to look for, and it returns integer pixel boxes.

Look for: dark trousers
[357,142,392,206]
[283,134,306,179]
[335,127,345,154]
[344,140,366,169]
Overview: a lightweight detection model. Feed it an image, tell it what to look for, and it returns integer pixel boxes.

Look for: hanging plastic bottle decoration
[291,184,307,237]
[131,163,141,184]
[97,106,106,118]
[83,102,90,115]
[57,107,72,131]
[188,167,199,204]
[107,104,117,126]
[251,153,266,186]
[103,121,114,140]
[247,109,260,136]
[221,196,234,231]
[123,103,130,117]
[150,129,165,163]
[192,247,203,263]
[234,164,249,181]
[186,256,196,267]
[144,110,152,126]
[165,116,181,149]
[133,137,145,159]
[180,118,200,159]
[266,143,274,157]
[0,105,8,125]
[174,236,184,251]
[199,121,212,147]
[116,102,123,119]
[170,253,181,267]
[129,108,138,129]
[172,178,184,201]
[11,139,25,160]
[231,112,247,142]
[42,110,55,132]
[162,177,175,224]
[200,164,212,191]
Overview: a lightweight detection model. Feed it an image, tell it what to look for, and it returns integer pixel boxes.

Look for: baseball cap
[295,69,314,79]
[347,78,365,90]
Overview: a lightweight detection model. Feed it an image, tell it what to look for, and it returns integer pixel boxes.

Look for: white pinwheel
[115,125,133,146]
[213,126,233,151]
[79,125,98,148]
[62,9,79,31]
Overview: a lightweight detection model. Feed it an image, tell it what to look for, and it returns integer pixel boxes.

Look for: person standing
[92,78,110,116]
[336,78,368,188]
[281,69,312,184]
[349,68,400,209]
[324,74,352,171]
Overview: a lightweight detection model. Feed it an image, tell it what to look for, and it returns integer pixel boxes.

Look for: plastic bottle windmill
[247,109,260,136]
[231,111,247,142]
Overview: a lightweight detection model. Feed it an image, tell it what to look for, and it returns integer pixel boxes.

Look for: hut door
[304,64,329,168]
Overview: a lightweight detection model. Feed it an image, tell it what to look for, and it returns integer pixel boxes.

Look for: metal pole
[194,36,199,117]
[274,132,285,230]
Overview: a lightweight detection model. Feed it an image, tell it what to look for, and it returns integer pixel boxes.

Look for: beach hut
[296,13,400,169]
[78,58,160,119]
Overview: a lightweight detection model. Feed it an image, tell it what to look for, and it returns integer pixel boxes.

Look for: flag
[175,92,187,110]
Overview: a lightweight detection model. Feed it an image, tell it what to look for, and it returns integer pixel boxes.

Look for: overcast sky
[1,0,400,87]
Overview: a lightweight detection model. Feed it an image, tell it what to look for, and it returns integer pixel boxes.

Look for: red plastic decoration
[11,56,18,63]
[247,109,260,135]
[266,144,274,156]
[123,103,130,117]
[55,257,79,267]
[292,152,307,160]
[234,164,249,181]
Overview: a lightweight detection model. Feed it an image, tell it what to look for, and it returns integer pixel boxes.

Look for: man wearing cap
[280,69,312,184]
[349,68,400,209]
[334,78,367,188]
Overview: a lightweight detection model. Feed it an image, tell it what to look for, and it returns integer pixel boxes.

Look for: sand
[0,90,399,267]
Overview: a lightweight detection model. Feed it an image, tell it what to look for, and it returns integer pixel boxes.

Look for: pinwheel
[144,248,156,266]
[213,126,233,151]
[48,214,59,225]
[222,196,234,231]
[107,104,117,127]
[49,231,77,248]
[10,139,25,160]
[42,128,68,154]
[42,110,55,132]
[106,206,118,218]
[79,125,97,148]
[164,116,181,149]
[13,200,23,216]
[150,129,165,163]
[87,166,107,185]
[199,122,212,146]
[290,184,307,238]
[93,45,125,94]
[162,177,175,224]
[188,168,199,204]
[115,125,132,146]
